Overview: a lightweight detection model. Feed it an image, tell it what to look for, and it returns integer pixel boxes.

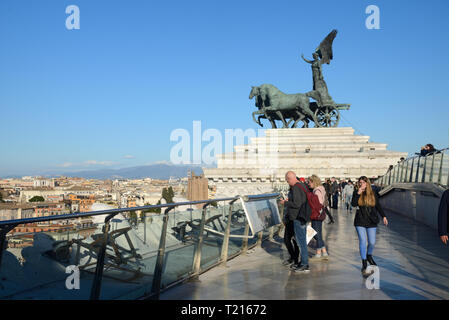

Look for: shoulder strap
[295,182,309,194]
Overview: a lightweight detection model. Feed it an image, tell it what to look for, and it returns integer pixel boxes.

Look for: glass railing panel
[410,159,418,183]
[406,159,413,183]
[95,212,159,300]
[0,195,282,300]
[0,216,103,300]
[197,205,225,271]
[432,153,443,183]
[159,206,203,288]
[226,201,247,258]
[440,152,449,187]
[423,155,433,182]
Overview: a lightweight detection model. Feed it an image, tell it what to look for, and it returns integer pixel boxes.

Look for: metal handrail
[0,192,280,300]
[376,147,448,188]
[0,193,279,227]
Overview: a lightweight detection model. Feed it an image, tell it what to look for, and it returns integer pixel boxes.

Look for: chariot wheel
[313,106,340,127]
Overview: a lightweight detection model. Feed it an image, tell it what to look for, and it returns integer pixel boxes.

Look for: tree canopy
[29,196,45,202]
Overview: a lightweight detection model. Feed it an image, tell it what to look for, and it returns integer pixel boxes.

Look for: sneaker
[290,263,300,270]
[282,258,295,266]
[310,253,322,260]
[293,264,310,273]
[321,252,329,260]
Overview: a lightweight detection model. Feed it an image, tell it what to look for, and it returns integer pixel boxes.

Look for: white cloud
[84,160,116,166]
[56,160,117,168]
[57,162,75,168]
[144,160,173,165]
[124,155,135,159]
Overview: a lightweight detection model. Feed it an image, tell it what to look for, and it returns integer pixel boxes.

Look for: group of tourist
[323,178,359,212]
[280,171,388,275]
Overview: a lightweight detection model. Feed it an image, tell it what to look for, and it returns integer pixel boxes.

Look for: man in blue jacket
[438,189,449,244]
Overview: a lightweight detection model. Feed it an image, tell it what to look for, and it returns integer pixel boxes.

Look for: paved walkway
[160,205,449,300]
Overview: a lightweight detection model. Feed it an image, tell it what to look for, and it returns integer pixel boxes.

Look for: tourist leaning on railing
[351,176,388,276]
[416,143,436,157]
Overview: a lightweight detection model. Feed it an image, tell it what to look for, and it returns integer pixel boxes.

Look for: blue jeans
[345,194,353,209]
[355,226,376,260]
[311,220,325,249]
[293,220,309,266]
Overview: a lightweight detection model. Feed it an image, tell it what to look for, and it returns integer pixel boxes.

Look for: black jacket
[351,190,386,228]
[438,189,449,236]
[284,182,310,224]
[324,183,330,195]
[330,181,339,195]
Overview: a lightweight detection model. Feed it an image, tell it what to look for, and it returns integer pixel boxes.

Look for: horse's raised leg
[276,111,288,128]
[269,116,277,128]
[252,110,264,127]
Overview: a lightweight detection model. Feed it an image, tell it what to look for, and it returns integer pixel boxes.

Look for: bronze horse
[249,84,313,128]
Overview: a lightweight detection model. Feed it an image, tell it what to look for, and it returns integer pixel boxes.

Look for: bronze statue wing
[316,29,337,64]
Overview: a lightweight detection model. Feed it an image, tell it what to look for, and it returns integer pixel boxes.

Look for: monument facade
[203,30,407,197]
[203,127,407,198]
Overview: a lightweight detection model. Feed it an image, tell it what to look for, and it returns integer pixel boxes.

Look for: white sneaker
[310,253,322,260]
[321,252,329,260]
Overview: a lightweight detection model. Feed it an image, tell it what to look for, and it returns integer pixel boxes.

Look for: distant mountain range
[2,164,209,180]
[60,164,206,180]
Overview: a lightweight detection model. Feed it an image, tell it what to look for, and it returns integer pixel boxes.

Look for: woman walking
[351,176,388,275]
[308,175,329,260]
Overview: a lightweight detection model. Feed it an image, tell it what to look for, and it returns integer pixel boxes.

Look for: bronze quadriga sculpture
[250,29,350,128]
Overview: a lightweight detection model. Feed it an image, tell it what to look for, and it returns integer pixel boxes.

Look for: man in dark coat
[330,177,339,209]
[280,171,311,273]
[438,189,449,244]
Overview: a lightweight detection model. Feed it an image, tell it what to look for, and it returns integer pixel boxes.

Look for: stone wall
[204,127,407,198]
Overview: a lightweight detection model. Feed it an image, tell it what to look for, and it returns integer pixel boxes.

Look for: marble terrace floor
[160,205,449,300]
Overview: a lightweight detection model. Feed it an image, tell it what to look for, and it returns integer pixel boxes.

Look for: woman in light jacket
[308,174,329,260]
[351,176,388,275]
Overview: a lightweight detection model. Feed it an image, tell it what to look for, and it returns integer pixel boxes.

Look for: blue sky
[1,0,448,177]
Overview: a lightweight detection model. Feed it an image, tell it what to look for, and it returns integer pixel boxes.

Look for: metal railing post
[429,153,436,182]
[415,157,421,183]
[409,158,415,182]
[0,224,18,272]
[220,198,238,266]
[422,156,427,183]
[400,161,405,182]
[150,206,175,299]
[268,226,274,241]
[438,152,444,184]
[256,231,263,247]
[143,212,147,245]
[90,212,119,300]
[191,203,211,279]
[241,220,250,254]
[404,159,409,183]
